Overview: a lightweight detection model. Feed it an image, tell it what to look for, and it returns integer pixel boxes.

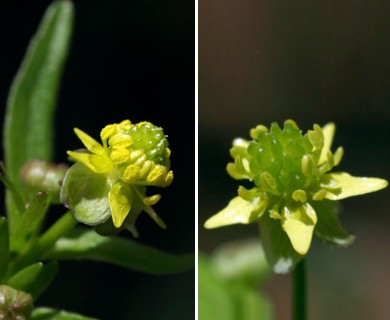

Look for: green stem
[293,259,306,320]
[8,211,77,276]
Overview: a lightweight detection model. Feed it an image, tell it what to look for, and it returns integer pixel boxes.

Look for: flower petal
[322,172,388,200]
[318,122,335,164]
[109,182,133,228]
[281,203,317,255]
[204,196,263,229]
[67,151,112,173]
[74,128,106,156]
[259,217,303,274]
[60,163,111,225]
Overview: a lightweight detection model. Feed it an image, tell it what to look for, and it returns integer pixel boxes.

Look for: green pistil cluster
[227,120,343,219]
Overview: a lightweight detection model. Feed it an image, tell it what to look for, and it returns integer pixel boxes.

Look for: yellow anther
[163,170,174,187]
[292,189,307,203]
[143,194,161,206]
[129,150,145,162]
[109,134,132,149]
[140,160,154,178]
[100,124,117,144]
[122,164,141,183]
[147,166,166,185]
[110,148,130,165]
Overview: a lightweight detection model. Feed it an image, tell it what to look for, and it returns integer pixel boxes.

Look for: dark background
[0,1,194,319]
[199,1,390,320]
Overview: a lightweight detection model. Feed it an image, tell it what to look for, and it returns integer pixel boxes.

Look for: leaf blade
[45,229,194,274]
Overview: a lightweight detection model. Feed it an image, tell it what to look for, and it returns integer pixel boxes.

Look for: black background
[0,1,194,319]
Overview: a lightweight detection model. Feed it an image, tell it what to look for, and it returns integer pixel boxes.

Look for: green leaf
[0,217,10,282]
[45,229,194,274]
[6,262,43,292]
[11,192,49,253]
[32,307,97,320]
[198,254,235,320]
[210,239,270,286]
[259,216,303,274]
[4,0,74,230]
[198,253,272,320]
[312,200,355,246]
[6,261,58,299]
[60,163,112,226]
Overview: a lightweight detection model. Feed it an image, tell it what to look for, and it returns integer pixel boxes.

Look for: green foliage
[45,229,194,274]
[199,240,272,320]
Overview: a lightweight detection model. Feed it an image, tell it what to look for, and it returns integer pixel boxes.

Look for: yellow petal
[322,172,388,200]
[67,151,112,173]
[281,203,317,255]
[204,196,263,229]
[319,123,335,165]
[109,182,132,228]
[74,128,106,156]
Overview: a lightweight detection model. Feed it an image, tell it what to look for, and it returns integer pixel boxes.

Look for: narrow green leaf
[312,200,355,246]
[3,0,74,230]
[5,261,57,299]
[0,217,10,282]
[259,216,303,274]
[6,262,43,292]
[11,192,49,253]
[32,307,97,320]
[45,229,194,274]
[28,261,58,299]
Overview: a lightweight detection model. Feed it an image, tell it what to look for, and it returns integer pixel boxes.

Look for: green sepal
[6,261,58,299]
[312,200,355,246]
[3,0,74,232]
[259,216,303,274]
[31,307,97,320]
[45,229,194,274]
[61,163,111,226]
[11,192,49,253]
[0,217,10,282]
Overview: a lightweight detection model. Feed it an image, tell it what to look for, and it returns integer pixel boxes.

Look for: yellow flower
[205,121,387,272]
[61,120,173,233]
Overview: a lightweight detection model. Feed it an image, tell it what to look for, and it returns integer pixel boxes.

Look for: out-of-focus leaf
[6,261,58,299]
[198,254,234,320]
[32,307,97,320]
[210,238,270,286]
[199,252,272,320]
[10,192,49,253]
[3,0,74,231]
[0,217,9,282]
[45,229,194,274]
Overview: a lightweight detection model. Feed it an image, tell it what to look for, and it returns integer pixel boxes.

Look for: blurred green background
[0,1,194,319]
[199,1,390,319]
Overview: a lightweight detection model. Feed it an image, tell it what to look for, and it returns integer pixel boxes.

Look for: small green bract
[205,120,388,273]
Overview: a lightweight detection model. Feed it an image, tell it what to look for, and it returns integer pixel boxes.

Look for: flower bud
[0,285,33,320]
[20,160,69,204]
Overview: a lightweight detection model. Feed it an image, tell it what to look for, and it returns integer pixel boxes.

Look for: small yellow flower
[61,120,173,233]
[205,120,387,272]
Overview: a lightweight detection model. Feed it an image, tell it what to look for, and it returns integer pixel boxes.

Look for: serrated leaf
[3,0,74,231]
[45,229,194,274]
[32,307,97,320]
[312,200,355,246]
[259,216,303,274]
